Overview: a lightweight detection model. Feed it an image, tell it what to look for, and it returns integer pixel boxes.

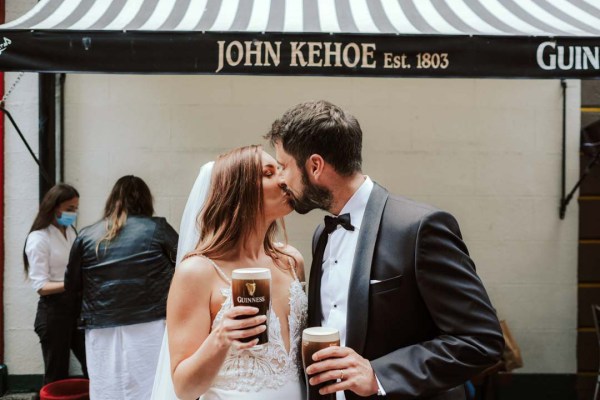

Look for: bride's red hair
[194,145,292,267]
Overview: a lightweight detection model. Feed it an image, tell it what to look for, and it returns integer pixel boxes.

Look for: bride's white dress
[151,161,308,400]
[201,258,308,400]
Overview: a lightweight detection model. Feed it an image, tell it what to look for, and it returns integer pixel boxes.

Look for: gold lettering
[226,41,244,66]
[264,41,281,67]
[323,42,342,67]
[383,52,394,69]
[290,42,308,67]
[216,41,226,73]
[361,43,376,68]
[244,41,263,66]
[307,42,323,67]
[342,43,360,68]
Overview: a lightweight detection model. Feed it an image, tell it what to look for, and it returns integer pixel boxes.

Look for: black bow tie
[324,213,355,234]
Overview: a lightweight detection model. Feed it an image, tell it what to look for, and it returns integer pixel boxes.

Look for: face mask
[56,211,77,227]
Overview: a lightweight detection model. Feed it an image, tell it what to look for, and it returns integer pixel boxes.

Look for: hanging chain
[1,71,25,106]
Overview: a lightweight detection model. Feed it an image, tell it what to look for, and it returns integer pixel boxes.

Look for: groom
[265,101,504,400]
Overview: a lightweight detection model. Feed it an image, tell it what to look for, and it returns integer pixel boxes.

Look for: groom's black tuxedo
[309,183,504,400]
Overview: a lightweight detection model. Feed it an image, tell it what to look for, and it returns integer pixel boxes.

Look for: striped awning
[2,0,600,36]
[0,0,599,77]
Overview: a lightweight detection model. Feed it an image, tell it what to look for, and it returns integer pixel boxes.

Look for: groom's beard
[288,170,333,215]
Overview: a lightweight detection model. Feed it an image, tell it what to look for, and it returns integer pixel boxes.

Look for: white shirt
[320,177,381,399]
[25,225,77,292]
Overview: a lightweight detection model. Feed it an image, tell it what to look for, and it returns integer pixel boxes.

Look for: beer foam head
[232,268,271,280]
[302,327,340,343]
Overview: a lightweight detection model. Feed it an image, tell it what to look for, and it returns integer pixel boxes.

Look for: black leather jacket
[65,216,178,329]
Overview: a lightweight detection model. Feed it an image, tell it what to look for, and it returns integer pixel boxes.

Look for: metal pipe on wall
[0,0,6,366]
[38,73,57,199]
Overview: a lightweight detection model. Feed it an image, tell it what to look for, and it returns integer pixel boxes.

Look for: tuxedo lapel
[345,183,388,354]
[308,224,325,327]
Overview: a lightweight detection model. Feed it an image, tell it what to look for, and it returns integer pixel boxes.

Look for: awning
[0,0,599,78]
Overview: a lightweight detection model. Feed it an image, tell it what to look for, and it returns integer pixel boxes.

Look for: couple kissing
[151,100,504,400]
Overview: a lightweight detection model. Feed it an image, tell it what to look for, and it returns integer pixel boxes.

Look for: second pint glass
[302,327,341,400]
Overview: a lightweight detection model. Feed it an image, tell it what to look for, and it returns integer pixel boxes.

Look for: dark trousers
[34,292,88,384]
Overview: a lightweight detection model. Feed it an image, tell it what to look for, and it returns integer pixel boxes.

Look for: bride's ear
[306,154,325,181]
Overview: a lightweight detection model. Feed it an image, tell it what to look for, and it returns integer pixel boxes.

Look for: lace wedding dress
[151,161,308,400]
[200,257,308,400]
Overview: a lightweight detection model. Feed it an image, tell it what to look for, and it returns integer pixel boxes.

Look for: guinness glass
[302,327,340,400]
[232,268,271,345]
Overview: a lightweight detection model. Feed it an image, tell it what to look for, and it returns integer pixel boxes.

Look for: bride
[151,145,307,400]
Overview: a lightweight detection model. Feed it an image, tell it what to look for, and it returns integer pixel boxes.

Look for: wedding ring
[339,370,345,380]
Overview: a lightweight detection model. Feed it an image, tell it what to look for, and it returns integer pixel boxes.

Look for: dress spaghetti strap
[182,251,231,284]
[181,250,203,263]
[287,256,298,281]
[206,258,231,284]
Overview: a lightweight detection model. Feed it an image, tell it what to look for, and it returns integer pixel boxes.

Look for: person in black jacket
[65,175,178,400]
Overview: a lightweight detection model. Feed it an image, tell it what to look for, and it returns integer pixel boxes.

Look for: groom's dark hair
[265,100,362,176]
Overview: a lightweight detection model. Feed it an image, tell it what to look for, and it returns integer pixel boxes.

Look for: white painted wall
[3,0,42,375]
[2,29,580,376]
[3,69,41,374]
[63,75,579,374]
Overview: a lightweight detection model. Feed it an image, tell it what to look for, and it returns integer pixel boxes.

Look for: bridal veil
[151,161,214,400]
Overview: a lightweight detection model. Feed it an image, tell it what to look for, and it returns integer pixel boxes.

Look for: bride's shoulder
[276,243,305,281]
[278,243,303,260]
[174,254,218,283]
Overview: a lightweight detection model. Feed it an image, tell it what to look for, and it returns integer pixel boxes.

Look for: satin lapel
[308,224,325,327]
[345,184,388,354]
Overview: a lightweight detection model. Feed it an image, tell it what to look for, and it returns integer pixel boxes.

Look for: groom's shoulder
[376,184,439,216]
[375,184,455,227]
[387,195,439,215]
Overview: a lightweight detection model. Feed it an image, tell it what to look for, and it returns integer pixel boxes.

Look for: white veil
[151,161,215,400]
[175,161,215,266]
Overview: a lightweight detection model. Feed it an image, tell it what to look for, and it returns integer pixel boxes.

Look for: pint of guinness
[232,268,271,345]
[302,327,341,400]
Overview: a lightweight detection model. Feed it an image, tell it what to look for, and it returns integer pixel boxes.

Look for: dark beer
[302,327,341,400]
[232,268,271,345]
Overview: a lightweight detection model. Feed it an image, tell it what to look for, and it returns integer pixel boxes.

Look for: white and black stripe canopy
[3,0,600,36]
[0,0,599,77]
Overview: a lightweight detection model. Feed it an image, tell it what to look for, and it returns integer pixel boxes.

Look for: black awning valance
[0,0,599,78]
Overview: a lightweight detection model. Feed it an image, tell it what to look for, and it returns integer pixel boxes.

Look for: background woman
[65,175,178,400]
[24,183,87,384]
[166,145,307,400]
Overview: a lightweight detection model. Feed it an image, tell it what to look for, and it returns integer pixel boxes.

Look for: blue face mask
[56,211,77,227]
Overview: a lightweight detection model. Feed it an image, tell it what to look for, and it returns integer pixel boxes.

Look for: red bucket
[39,378,89,400]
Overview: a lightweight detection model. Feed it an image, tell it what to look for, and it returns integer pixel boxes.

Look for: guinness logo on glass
[246,282,256,296]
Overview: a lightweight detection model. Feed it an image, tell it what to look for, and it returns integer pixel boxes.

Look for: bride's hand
[212,306,267,350]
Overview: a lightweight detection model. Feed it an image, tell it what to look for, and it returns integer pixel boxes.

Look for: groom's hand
[306,346,379,397]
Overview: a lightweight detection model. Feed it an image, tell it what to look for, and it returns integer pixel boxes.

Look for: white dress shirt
[320,177,384,399]
[25,224,77,292]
